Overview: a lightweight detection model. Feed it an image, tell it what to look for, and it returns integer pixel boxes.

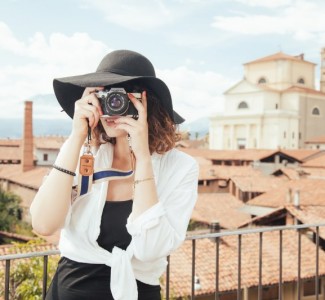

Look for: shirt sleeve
[126,153,199,262]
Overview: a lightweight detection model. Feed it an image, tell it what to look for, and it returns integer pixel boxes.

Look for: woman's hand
[71,87,104,140]
[114,91,150,160]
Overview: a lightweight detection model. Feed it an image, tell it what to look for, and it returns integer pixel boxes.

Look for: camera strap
[79,127,95,176]
[77,128,135,196]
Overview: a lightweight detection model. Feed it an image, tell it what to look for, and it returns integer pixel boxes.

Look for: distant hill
[0,93,210,138]
[0,118,72,138]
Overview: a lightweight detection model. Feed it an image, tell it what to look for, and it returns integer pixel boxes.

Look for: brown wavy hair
[92,81,180,154]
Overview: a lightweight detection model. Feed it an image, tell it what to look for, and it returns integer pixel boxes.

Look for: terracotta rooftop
[0,136,66,151]
[176,139,207,149]
[302,153,325,168]
[191,193,251,229]
[34,136,66,150]
[301,167,325,178]
[0,146,22,161]
[283,85,325,96]
[164,230,325,297]
[231,175,288,193]
[0,241,58,257]
[286,205,325,239]
[199,165,262,180]
[305,136,325,144]
[272,167,301,180]
[247,178,325,208]
[180,148,274,162]
[280,149,321,162]
[0,164,50,189]
[244,51,315,66]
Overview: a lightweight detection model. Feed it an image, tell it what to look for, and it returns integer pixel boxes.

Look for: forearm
[131,156,158,219]
[31,135,85,235]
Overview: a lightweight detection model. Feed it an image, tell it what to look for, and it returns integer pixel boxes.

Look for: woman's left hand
[114,91,150,160]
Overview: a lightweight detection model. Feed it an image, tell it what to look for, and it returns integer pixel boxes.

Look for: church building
[210,49,325,150]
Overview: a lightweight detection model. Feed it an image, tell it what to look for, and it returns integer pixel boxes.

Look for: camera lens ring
[105,92,129,116]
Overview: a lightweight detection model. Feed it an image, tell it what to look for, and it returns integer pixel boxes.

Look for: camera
[95,88,141,118]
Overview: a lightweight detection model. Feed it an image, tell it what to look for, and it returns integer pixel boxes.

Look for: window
[299,132,301,140]
[258,77,266,84]
[312,107,320,115]
[292,132,295,138]
[297,77,305,84]
[238,101,248,109]
[303,279,322,296]
[43,153,48,161]
[237,138,246,149]
[283,131,286,138]
[275,104,278,109]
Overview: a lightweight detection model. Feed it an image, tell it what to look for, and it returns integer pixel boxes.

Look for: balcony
[1,223,325,300]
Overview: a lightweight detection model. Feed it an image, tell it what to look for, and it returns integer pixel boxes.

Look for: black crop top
[45,200,161,300]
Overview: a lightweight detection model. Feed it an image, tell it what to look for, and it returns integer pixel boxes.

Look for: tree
[0,240,59,300]
[0,188,23,232]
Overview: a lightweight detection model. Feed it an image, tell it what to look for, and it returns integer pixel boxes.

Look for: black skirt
[46,200,161,300]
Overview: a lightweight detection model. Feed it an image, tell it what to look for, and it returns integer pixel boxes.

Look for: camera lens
[105,92,129,115]
[110,96,122,108]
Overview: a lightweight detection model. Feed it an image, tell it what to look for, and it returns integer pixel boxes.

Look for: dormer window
[258,77,267,84]
[238,101,249,109]
[312,107,320,116]
[297,77,305,84]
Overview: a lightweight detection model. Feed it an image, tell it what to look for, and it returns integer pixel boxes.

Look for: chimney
[21,101,34,172]
[210,220,220,243]
[293,190,300,209]
[321,48,325,93]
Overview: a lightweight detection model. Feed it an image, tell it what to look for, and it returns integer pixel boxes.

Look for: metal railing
[1,223,324,300]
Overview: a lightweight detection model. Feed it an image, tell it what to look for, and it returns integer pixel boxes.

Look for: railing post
[215,237,220,300]
[166,255,170,300]
[297,230,301,300]
[316,226,320,300]
[237,234,242,300]
[258,232,263,300]
[42,255,48,300]
[4,259,10,300]
[279,230,283,300]
[191,239,196,300]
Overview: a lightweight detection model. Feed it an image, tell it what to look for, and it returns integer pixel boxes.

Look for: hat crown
[96,50,156,77]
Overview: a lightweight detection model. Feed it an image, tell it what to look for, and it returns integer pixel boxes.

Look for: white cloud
[79,0,176,30]
[158,66,234,122]
[234,0,293,8]
[212,0,325,42]
[0,22,110,119]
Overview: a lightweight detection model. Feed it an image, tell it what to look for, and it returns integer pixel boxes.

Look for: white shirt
[58,142,198,300]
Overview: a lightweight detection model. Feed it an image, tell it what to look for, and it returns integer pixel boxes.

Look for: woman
[30,50,198,300]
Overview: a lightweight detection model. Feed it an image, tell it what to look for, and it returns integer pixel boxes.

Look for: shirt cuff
[126,202,166,236]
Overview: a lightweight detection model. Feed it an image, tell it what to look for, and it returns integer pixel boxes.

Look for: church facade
[210,49,325,150]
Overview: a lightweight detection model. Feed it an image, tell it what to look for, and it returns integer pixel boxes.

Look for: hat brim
[53,72,185,124]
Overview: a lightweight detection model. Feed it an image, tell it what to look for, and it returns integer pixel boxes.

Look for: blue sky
[1,0,325,124]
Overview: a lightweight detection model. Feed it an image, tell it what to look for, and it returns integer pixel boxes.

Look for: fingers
[128,91,147,122]
[82,86,104,97]
[75,87,104,129]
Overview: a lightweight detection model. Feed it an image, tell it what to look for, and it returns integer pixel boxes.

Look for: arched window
[258,77,266,84]
[297,77,305,84]
[312,107,320,115]
[238,101,249,109]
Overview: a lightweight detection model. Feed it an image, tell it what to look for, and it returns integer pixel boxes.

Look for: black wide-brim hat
[53,50,184,124]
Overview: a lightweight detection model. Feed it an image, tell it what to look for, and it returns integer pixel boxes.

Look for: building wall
[35,148,59,166]
[210,54,325,150]
[244,59,315,90]
[0,179,37,223]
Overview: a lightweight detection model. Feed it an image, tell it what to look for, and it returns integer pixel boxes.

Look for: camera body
[95,88,141,118]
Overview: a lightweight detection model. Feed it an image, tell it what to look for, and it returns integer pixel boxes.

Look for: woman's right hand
[71,87,104,139]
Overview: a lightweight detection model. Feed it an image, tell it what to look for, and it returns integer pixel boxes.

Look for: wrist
[67,133,86,147]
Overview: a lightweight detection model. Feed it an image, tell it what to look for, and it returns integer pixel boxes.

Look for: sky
[1,0,325,125]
